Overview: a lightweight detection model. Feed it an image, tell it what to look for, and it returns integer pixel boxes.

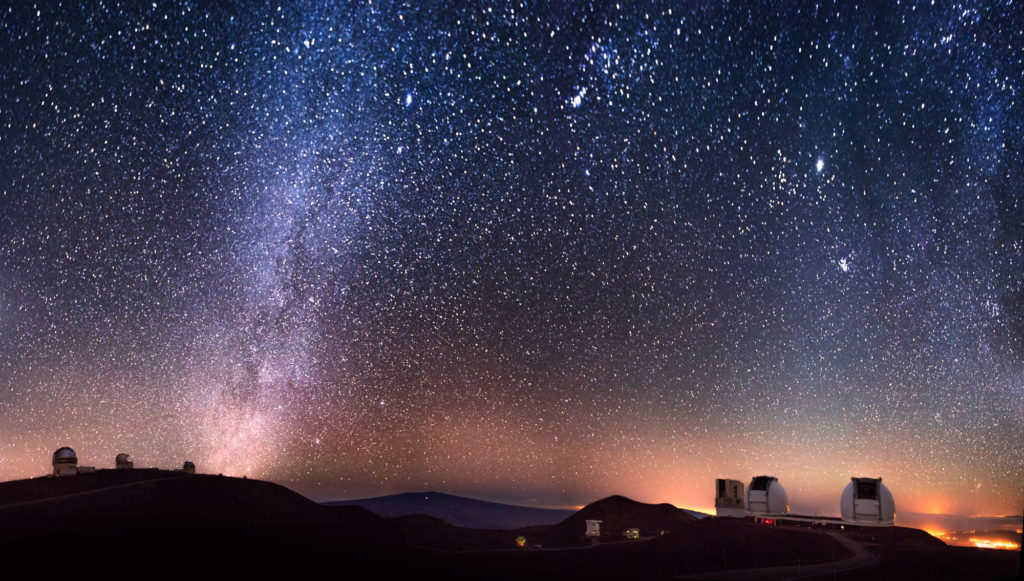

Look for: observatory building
[714,478,746,517]
[746,475,789,515]
[52,447,78,476]
[115,453,134,469]
[51,446,95,476]
[840,477,895,525]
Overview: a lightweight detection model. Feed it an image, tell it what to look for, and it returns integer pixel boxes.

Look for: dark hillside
[0,470,403,574]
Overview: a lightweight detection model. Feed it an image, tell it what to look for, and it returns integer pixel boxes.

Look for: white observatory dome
[746,475,789,515]
[840,477,895,525]
[52,446,78,476]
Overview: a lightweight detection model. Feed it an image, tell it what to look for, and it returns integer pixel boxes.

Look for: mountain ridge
[326,490,575,529]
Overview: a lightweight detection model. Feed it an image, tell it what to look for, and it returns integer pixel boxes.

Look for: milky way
[1,1,1022,517]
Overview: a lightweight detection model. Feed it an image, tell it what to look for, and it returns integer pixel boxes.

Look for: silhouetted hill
[388,513,521,550]
[327,491,573,529]
[842,523,948,548]
[658,517,855,567]
[525,495,697,547]
[0,469,405,573]
[440,517,856,580]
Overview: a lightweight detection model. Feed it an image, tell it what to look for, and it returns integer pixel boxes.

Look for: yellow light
[968,538,1020,551]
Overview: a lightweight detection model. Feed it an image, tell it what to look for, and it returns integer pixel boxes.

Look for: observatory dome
[745,475,789,515]
[52,446,77,466]
[840,477,895,525]
[52,446,78,476]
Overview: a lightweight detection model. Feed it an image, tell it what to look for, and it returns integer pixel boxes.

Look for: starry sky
[1,1,1022,518]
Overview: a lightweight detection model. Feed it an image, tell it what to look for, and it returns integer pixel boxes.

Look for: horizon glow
[0,2,1021,520]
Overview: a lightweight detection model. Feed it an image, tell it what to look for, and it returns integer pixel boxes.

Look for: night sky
[1,1,1022,519]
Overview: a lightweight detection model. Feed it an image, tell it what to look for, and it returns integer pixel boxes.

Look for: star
[0,0,1019,520]
[570,87,586,108]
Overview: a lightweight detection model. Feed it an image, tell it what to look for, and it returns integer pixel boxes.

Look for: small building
[52,447,78,476]
[115,453,133,469]
[585,519,602,538]
[624,528,640,539]
[51,446,94,476]
[715,478,746,517]
[840,477,895,525]
[181,461,196,474]
[746,475,789,515]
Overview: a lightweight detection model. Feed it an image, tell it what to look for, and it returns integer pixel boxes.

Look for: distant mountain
[326,491,574,529]
[682,508,710,519]
[529,494,698,546]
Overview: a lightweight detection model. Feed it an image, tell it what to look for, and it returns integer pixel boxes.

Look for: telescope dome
[745,475,789,515]
[840,477,895,525]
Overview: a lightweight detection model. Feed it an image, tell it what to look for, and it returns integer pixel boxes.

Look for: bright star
[571,87,586,108]
[816,158,824,173]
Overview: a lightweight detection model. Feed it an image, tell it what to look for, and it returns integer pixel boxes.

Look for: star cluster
[1,1,1022,517]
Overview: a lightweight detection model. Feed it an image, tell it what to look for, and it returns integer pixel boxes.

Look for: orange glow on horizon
[917,501,952,515]
[968,538,1020,551]
[690,505,717,516]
